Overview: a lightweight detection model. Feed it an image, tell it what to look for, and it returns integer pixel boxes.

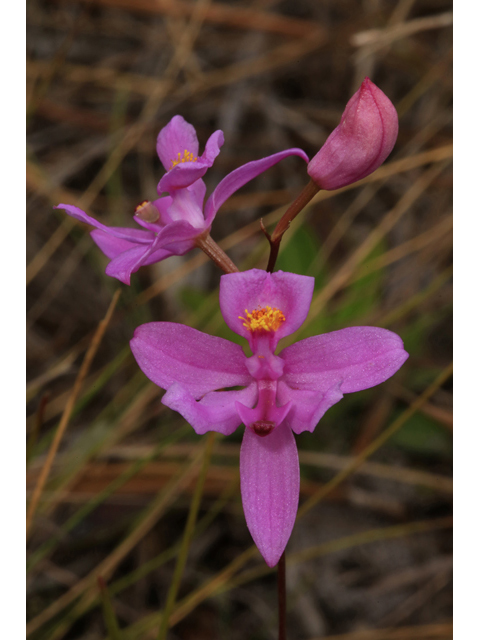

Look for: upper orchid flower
[130,269,408,567]
[55,116,308,284]
[307,78,398,190]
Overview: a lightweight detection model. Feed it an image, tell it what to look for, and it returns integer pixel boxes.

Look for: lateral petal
[280,327,408,393]
[130,323,252,397]
[152,219,202,254]
[240,422,300,567]
[90,230,139,260]
[162,383,257,435]
[55,204,153,244]
[204,148,309,226]
[276,381,343,434]
[105,244,153,285]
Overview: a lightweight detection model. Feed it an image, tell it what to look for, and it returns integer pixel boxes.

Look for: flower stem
[278,551,286,640]
[265,179,320,272]
[195,233,239,274]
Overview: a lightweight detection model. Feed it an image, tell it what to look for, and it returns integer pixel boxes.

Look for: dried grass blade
[156,432,216,639]
[297,362,453,518]
[26,289,121,537]
[26,446,206,638]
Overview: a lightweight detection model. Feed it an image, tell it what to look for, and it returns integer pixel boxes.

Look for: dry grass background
[26,0,452,638]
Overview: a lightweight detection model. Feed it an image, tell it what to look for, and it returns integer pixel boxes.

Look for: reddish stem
[266,179,320,272]
[195,233,239,274]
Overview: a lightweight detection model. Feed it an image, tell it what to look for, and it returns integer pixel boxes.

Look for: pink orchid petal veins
[90,230,140,260]
[240,421,300,567]
[280,326,409,393]
[130,323,251,398]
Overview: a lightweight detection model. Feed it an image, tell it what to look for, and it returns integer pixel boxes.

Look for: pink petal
[157,130,224,193]
[90,229,139,260]
[235,397,291,434]
[139,245,175,267]
[276,381,344,434]
[219,270,314,349]
[280,327,408,393]
[130,323,252,397]
[199,130,225,168]
[240,421,299,567]
[187,179,207,209]
[162,382,257,435]
[152,219,203,254]
[151,196,175,226]
[165,189,207,228]
[148,182,206,229]
[204,148,309,226]
[55,204,153,244]
[105,244,154,285]
[156,115,200,171]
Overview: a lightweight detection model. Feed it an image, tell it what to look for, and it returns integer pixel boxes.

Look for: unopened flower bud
[307,78,398,190]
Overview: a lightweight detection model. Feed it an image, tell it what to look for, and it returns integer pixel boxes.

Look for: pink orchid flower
[307,78,399,190]
[130,269,408,567]
[55,116,308,284]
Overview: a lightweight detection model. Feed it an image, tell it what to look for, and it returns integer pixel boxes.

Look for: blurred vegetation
[27,0,452,638]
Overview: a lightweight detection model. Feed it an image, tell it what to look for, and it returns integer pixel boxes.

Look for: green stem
[98,576,122,640]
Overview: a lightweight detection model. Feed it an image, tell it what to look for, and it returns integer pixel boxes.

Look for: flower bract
[130,269,408,567]
[55,116,308,284]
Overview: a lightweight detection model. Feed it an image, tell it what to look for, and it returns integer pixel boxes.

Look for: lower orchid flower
[55,115,308,284]
[130,269,408,567]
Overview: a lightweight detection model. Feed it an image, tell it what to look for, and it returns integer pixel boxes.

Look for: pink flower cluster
[56,116,308,284]
[56,79,405,567]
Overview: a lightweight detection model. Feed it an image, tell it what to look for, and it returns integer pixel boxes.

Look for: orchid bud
[307,78,398,190]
